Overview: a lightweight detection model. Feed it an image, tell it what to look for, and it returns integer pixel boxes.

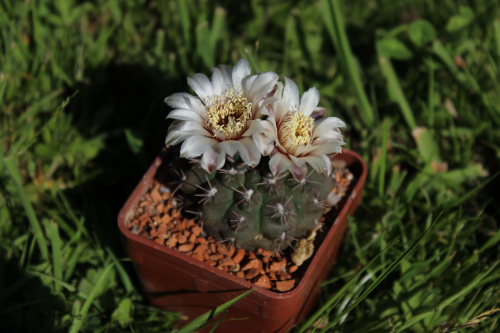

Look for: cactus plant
[166,155,336,252]
[164,59,345,254]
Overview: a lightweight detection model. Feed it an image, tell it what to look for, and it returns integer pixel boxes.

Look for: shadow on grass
[62,63,184,252]
[0,249,67,333]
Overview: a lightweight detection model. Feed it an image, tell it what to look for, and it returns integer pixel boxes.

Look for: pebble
[253,275,271,289]
[191,253,204,261]
[165,237,177,248]
[156,204,165,214]
[178,243,194,252]
[241,259,262,271]
[206,260,217,266]
[275,280,295,292]
[177,234,188,244]
[232,249,245,264]
[193,244,208,254]
[269,259,287,272]
[219,258,236,267]
[245,269,260,280]
[191,225,202,236]
[209,254,224,261]
[228,245,236,257]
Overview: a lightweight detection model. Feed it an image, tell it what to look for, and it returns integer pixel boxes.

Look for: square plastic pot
[118,149,367,333]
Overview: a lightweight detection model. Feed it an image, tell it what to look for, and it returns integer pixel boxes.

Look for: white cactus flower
[257,78,346,181]
[165,59,279,173]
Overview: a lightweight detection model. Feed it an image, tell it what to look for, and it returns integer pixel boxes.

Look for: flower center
[206,89,253,140]
[279,110,313,154]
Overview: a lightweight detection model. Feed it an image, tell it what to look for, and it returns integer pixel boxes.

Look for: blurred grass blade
[28,270,76,292]
[106,248,134,294]
[176,0,191,46]
[6,93,74,158]
[45,219,63,293]
[208,311,228,333]
[210,8,225,51]
[431,41,479,93]
[69,263,115,333]
[378,55,444,164]
[322,0,375,126]
[239,45,259,73]
[438,262,498,312]
[412,127,442,164]
[444,172,498,209]
[196,21,212,67]
[64,243,86,281]
[2,157,48,260]
[298,246,391,332]
[479,229,500,255]
[320,213,441,332]
[174,290,252,333]
[378,120,389,197]
[378,56,417,130]
[494,19,500,61]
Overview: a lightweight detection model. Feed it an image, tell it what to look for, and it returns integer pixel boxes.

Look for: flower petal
[321,154,332,175]
[310,107,326,120]
[241,74,257,97]
[259,118,278,139]
[300,87,320,116]
[312,142,344,155]
[313,117,346,140]
[165,120,211,146]
[289,154,307,167]
[166,109,205,123]
[273,102,290,124]
[168,119,209,135]
[180,135,219,158]
[238,137,262,167]
[232,59,251,89]
[269,152,292,176]
[255,89,280,118]
[165,130,192,147]
[253,132,274,156]
[283,77,300,109]
[291,163,308,182]
[164,93,195,109]
[187,73,213,102]
[211,66,233,95]
[220,140,240,157]
[164,93,206,116]
[201,147,226,173]
[294,144,317,156]
[242,118,264,136]
[299,155,326,174]
[248,72,279,104]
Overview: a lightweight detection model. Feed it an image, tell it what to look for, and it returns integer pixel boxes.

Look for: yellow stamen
[206,89,253,140]
[279,110,313,154]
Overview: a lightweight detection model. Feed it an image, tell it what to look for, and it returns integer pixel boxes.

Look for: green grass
[1,0,499,332]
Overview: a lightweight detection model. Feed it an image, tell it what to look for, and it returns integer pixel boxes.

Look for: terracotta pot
[118,148,367,333]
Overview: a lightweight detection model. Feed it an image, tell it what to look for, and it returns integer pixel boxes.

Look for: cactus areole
[164,59,346,253]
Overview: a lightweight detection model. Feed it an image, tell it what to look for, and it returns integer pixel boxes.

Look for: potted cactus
[118,59,367,332]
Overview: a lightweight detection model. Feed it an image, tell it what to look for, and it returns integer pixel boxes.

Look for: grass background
[1,0,499,331]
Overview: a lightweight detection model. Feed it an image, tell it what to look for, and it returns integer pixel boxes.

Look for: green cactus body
[174,156,337,252]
